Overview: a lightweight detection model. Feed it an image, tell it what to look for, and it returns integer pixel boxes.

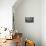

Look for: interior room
[0,0,46,46]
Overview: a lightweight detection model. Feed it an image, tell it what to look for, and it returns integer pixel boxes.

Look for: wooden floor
[0,39,16,46]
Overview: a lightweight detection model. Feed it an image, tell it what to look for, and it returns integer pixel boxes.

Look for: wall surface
[41,0,46,46]
[13,0,41,46]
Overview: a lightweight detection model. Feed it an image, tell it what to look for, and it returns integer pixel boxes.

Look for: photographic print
[25,17,34,23]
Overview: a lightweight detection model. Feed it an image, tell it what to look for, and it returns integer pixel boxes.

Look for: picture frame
[25,17,34,23]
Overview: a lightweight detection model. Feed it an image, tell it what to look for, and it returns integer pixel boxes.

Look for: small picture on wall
[25,17,34,23]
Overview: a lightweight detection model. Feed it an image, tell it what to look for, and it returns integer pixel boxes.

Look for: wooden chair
[14,33,23,46]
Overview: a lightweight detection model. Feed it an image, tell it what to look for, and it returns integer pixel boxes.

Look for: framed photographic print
[25,17,34,23]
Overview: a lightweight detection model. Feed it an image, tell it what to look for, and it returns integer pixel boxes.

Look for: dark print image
[25,17,34,23]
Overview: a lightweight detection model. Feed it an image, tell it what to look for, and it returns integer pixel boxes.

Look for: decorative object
[25,40,35,46]
[6,29,12,40]
[25,17,34,23]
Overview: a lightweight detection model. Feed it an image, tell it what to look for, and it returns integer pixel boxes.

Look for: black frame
[25,17,34,23]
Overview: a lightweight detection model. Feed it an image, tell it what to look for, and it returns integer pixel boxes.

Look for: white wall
[13,0,46,46]
[0,0,16,30]
[13,0,41,46]
[41,0,46,46]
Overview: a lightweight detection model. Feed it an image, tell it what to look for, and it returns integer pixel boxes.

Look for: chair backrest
[14,33,23,46]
